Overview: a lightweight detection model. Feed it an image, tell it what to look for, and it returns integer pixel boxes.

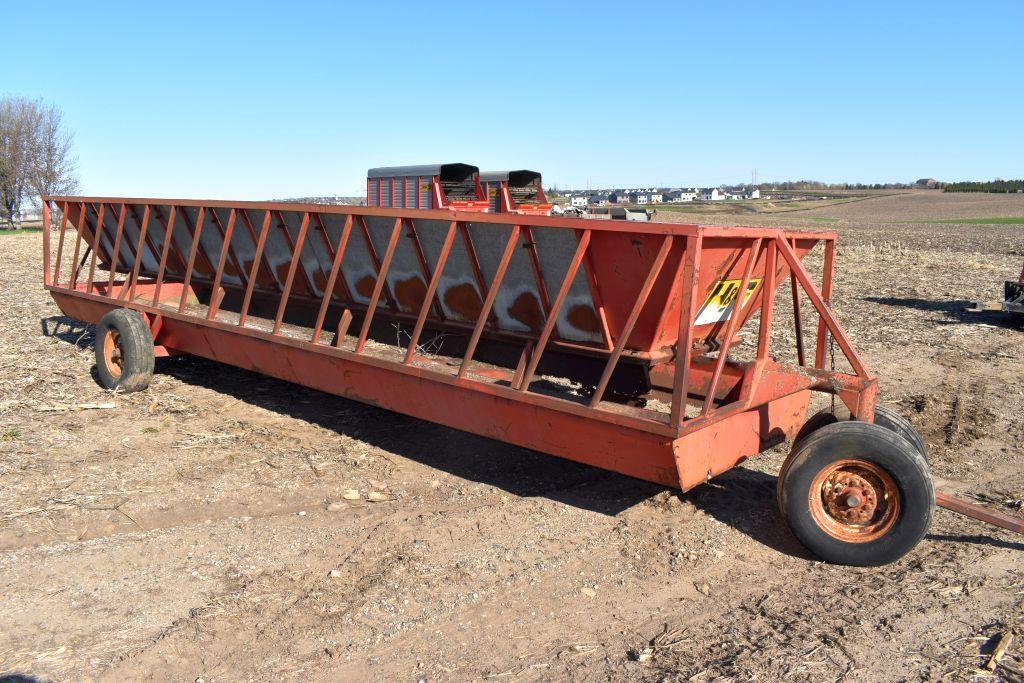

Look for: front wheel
[778,421,933,566]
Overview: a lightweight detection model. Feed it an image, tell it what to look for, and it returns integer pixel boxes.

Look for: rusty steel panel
[465,221,545,334]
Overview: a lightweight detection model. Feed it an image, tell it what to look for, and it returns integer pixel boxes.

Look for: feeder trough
[41,197,1023,566]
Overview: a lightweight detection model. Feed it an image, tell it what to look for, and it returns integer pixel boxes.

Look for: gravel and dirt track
[1,191,1022,681]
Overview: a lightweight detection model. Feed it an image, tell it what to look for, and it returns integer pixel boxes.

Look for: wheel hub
[823,472,878,523]
[809,459,900,542]
[103,328,124,378]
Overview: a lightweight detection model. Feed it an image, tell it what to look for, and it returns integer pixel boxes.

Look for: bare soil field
[1,191,1022,682]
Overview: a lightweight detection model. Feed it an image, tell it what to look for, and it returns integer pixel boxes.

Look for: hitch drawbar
[937,492,1024,535]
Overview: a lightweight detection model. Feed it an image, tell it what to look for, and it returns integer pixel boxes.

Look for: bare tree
[0,96,79,228]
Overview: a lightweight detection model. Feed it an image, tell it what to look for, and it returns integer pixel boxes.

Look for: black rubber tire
[778,421,934,567]
[95,309,154,393]
[873,404,928,461]
[793,410,840,449]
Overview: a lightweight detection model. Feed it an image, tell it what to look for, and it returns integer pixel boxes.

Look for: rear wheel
[95,308,154,393]
[873,404,928,461]
[778,421,933,566]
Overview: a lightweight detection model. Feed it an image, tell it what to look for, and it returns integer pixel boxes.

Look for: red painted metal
[355,218,402,352]
[404,221,458,364]
[41,196,879,500]
[84,202,106,294]
[152,205,177,305]
[458,225,522,379]
[311,215,354,344]
[238,210,272,327]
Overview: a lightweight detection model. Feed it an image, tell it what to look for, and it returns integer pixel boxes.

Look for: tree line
[0,96,79,228]
[942,179,1024,193]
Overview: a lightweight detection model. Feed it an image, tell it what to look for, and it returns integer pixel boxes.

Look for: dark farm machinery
[967,260,1024,316]
[40,190,1023,566]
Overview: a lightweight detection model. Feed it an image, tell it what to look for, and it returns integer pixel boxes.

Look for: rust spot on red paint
[567,304,601,334]
[443,282,483,321]
[355,275,376,298]
[276,262,291,285]
[312,269,328,294]
[508,291,544,332]
[394,275,427,312]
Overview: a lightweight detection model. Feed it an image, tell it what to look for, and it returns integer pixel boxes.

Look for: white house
[700,188,725,201]
[635,193,649,205]
[676,190,697,202]
[649,192,663,204]
[588,194,608,207]
[570,195,588,208]
[747,188,760,199]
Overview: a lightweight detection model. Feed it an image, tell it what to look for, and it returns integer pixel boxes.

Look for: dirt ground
[1,191,1022,682]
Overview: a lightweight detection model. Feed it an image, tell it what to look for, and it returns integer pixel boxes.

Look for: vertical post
[42,201,52,286]
[122,204,152,301]
[671,233,703,428]
[206,208,238,320]
[178,207,206,313]
[755,240,777,361]
[152,206,178,305]
[108,203,127,294]
[701,239,763,416]
[814,238,836,368]
[590,235,673,407]
[790,238,805,366]
[311,215,354,344]
[51,202,70,286]
[238,210,272,327]
[333,310,353,347]
[516,229,592,391]
[458,225,521,379]
[404,221,457,364]
[68,202,87,288]
[272,212,310,334]
[355,218,402,353]
[85,203,107,294]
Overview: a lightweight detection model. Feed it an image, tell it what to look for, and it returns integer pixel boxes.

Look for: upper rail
[42,195,838,241]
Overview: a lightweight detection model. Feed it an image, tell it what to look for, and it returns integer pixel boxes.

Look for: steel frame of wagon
[41,196,877,492]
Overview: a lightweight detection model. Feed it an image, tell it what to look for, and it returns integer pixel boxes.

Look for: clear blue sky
[4,1,1022,198]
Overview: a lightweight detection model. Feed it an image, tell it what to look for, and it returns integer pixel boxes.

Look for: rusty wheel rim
[808,459,899,543]
[103,328,123,379]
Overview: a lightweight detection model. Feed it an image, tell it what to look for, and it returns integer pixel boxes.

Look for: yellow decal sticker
[694,278,762,326]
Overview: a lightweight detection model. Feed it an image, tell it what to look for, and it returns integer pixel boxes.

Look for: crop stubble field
[0,191,1022,681]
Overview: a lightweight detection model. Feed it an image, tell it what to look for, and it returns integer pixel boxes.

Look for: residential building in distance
[700,188,725,201]
[570,195,588,207]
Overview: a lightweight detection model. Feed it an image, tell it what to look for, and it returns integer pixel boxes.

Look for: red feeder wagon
[40,196,1023,566]
[479,170,553,215]
[366,163,490,212]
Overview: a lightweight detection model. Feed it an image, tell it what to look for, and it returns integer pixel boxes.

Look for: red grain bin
[42,196,1019,566]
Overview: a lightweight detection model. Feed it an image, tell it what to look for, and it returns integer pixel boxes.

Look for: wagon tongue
[936,491,1024,535]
